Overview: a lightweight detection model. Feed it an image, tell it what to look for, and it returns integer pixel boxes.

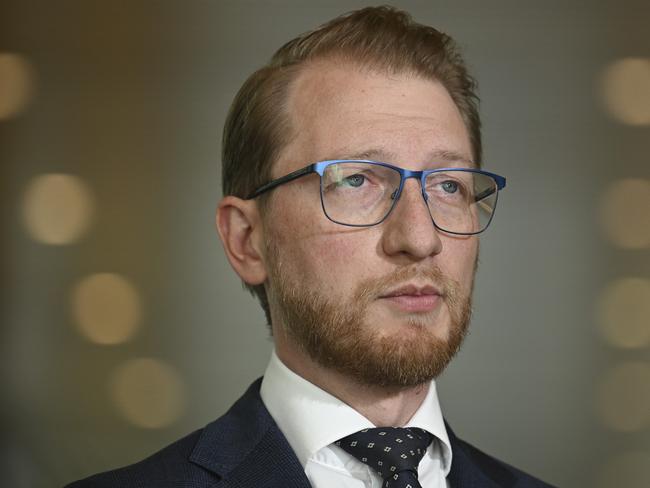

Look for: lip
[381,284,442,298]
[379,284,443,313]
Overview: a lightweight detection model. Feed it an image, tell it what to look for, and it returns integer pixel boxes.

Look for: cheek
[297,234,369,296]
[270,196,373,296]
[443,237,478,290]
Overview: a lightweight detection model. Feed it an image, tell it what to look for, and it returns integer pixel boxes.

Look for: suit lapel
[189,379,311,488]
[446,422,513,488]
[447,438,500,488]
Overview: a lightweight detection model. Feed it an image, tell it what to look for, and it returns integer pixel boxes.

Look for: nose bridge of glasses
[390,171,432,219]
[391,169,428,202]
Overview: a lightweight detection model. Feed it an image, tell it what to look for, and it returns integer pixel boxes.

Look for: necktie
[336,427,433,488]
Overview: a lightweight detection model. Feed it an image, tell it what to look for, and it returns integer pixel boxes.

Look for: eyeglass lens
[321,161,498,234]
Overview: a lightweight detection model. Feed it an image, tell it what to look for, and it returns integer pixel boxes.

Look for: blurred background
[1,1,649,486]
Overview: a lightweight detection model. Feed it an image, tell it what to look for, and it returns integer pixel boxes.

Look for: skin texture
[217,60,478,427]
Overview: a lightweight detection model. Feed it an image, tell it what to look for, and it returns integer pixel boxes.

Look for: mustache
[354,265,460,303]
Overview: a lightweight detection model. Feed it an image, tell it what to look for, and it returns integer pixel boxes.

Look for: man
[68,6,553,488]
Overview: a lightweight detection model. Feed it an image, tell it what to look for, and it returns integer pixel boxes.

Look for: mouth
[378,284,443,313]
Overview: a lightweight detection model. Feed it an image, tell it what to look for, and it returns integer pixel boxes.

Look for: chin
[372,310,452,340]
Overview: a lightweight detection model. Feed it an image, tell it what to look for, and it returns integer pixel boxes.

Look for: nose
[380,178,443,260]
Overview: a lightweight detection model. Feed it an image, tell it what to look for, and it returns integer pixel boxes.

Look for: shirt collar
[407,374,453,474]
[260,349,452,474]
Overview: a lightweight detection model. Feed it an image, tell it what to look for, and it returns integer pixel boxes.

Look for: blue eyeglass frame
[246,159,507,234]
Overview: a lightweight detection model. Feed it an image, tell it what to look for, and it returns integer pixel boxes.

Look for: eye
[440,180,459,194]
[341,174,365,188]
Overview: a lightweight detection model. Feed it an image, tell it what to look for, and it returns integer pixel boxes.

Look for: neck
[275,340,430,427]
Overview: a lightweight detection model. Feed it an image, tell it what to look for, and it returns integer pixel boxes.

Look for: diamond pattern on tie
[336,427,433,488]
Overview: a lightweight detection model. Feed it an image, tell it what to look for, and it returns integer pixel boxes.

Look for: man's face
[261,61,479,388]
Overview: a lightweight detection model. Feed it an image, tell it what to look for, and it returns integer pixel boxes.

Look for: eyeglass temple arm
[474,186,496,203]
[472,172,506,203]
[246,165,315,199]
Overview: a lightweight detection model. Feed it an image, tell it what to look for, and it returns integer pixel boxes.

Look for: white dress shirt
[260,350,452,487]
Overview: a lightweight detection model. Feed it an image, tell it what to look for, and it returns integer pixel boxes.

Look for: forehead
[275,60,473,175]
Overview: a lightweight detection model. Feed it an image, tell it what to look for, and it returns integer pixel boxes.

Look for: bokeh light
[109,358,186,429]
[600,57,650,126]
[72,273,141,345]
[595,361,650,432]
[597,278,650,349]
[22,174,94,245]
[596,451,650,488]
[599,178,650,249]
[0,52,35,120]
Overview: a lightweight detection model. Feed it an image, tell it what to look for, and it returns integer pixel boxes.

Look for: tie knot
[336,427,432,487]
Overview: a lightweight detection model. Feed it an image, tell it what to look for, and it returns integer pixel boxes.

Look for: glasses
[247,160,506,235]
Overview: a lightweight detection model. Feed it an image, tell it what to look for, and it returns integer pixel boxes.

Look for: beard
[266,239,474,389]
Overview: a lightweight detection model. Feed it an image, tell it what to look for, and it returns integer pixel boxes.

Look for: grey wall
[2,1,649,487]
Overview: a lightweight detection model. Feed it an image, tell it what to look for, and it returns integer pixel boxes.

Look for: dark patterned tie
[336,427,433,488]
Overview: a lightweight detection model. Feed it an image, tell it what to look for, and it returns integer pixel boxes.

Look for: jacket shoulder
[64,379,306,488]
[64,429,216,488]
[452,435,556,487]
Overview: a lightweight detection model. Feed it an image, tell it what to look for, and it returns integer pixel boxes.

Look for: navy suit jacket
[66,378,554,487]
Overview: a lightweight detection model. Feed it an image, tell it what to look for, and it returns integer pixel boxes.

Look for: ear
[216,196,267,286]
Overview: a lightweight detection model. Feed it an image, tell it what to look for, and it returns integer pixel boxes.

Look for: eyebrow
[329,147,474,166]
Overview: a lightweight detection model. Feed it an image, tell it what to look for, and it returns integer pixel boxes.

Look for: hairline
[264,55,479,187]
